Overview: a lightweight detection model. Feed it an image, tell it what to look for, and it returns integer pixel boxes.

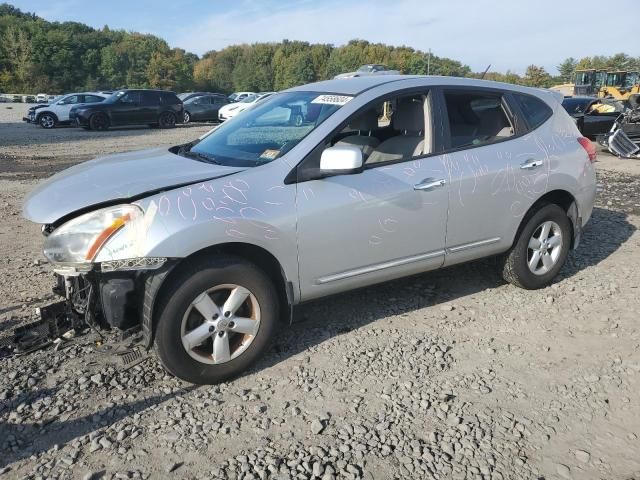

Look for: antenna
[480,64,491,80]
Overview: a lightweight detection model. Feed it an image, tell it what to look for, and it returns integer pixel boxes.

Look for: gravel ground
[1,104,640,480]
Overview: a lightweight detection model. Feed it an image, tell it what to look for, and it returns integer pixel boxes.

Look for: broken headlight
[43,205,143,265]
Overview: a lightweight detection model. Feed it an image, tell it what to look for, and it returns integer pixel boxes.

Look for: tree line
[1,3,639,95]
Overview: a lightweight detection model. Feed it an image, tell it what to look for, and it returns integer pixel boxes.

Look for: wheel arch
[142,242,293,349]
[512,189,580,250]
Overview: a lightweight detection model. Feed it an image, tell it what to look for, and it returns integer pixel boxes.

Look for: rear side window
[161,92,180,104]
[513,94,552,131]
[444,91,514,149]
[141,91,160,105]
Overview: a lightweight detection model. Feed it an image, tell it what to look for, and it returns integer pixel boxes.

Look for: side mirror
[320,145,363,174]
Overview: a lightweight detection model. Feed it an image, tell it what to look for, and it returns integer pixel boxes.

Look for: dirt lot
[1,103,640,480]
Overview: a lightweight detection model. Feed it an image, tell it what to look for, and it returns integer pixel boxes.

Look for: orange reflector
[85,213,131,261]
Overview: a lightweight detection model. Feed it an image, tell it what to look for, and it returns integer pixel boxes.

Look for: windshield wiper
[180,150,220,165]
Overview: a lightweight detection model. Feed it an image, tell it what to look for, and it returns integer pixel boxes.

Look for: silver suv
[23,76,597,384]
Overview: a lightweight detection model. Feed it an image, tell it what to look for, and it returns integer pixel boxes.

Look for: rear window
[513,94,552,130]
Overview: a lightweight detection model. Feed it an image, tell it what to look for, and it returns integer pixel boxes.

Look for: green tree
[557,57,577,82]
[524,65,552,87]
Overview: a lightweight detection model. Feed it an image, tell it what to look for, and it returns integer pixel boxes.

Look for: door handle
[520,159,543,170]
[414,178,446,191]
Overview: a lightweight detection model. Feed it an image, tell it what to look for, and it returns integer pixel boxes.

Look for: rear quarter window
[513,94,552,131]
[161,92,180,104]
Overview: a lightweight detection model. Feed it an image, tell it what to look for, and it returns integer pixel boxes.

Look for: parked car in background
[228,91,255,102]
[23,92,109,128]
[218,92,274,121]
[22,95,36,103]
[23,75,596,384]
[182,93,229,123]
[334,64,401,79]
[47,95,57,102]
[69,89,183,130]
[561,96,623,139]
[36,93,48,103]
[179,92,222,103]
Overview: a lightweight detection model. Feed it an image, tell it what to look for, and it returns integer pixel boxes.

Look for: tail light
[578,137,597,163]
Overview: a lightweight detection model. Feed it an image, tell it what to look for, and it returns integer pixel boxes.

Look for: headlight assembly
[43,205,143,265]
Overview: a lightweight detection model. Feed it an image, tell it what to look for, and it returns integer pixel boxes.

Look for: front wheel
[154,256,279,384]
[499,203,571,290]
[89,113,109,131]
[39,113,56,129]
[183,111,191,124]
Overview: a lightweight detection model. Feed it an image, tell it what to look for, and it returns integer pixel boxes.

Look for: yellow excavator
[598,71,640,104]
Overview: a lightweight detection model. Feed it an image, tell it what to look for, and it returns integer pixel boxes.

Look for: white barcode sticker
[311,95,353,105]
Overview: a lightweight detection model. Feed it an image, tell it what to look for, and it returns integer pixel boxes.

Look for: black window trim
[284,85,444,184]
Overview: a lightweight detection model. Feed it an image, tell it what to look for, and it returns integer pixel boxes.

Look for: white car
[28,92,108,129]
[36,93,48,103]
[228,91,255,103]
[218,92,275,121]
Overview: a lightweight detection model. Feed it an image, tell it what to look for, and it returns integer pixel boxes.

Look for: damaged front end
[4,200,172,358]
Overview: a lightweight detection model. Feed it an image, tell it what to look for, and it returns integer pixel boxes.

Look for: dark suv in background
[70,89,183,130]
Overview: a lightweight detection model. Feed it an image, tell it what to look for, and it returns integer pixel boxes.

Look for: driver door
[295,92,449,301]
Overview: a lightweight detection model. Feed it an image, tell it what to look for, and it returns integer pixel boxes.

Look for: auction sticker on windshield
[311,95,353,105]
[259,149,281,161]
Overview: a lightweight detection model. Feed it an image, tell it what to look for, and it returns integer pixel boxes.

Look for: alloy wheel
[40,114,55,128]
[527,220,563,275]
[183,111,190,124]
[180,284,261,365]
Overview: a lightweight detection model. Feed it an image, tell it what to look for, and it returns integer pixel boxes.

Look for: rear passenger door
[437,88,551,266]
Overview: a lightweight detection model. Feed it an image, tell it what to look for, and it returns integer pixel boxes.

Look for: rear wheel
[159,111,176,129]
[38,113,56,129]
[499,203,571,289]
[154,256,279,384]
[89,113,109,131]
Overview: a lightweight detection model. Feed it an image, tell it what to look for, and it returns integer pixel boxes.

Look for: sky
[7,0,639,75]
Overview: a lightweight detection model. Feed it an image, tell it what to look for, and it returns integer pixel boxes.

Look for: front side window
[60,95,79,105]
[118,92,141,104]
[513,94,552,131]
[444,91,514,149]
[188,92,349,167]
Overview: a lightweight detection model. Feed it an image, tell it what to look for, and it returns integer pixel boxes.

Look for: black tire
[183,111,191,124]
[153,256,279,384]
[498,203,571,290]
[38,112,56,129]
[89,112,109,131]
[158,111,176,129]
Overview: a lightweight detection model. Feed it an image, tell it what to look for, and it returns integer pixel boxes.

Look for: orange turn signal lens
[84,213,131,261]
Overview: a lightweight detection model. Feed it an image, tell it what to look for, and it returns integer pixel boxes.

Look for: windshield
[187,91,351,167]
[239,94,258,104]
[178,93,191,100]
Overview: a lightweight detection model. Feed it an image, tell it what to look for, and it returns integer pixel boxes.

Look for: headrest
[394,97,424,132]
[348,109,378,131]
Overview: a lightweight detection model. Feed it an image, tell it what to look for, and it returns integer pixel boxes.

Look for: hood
[23,147,245,224]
